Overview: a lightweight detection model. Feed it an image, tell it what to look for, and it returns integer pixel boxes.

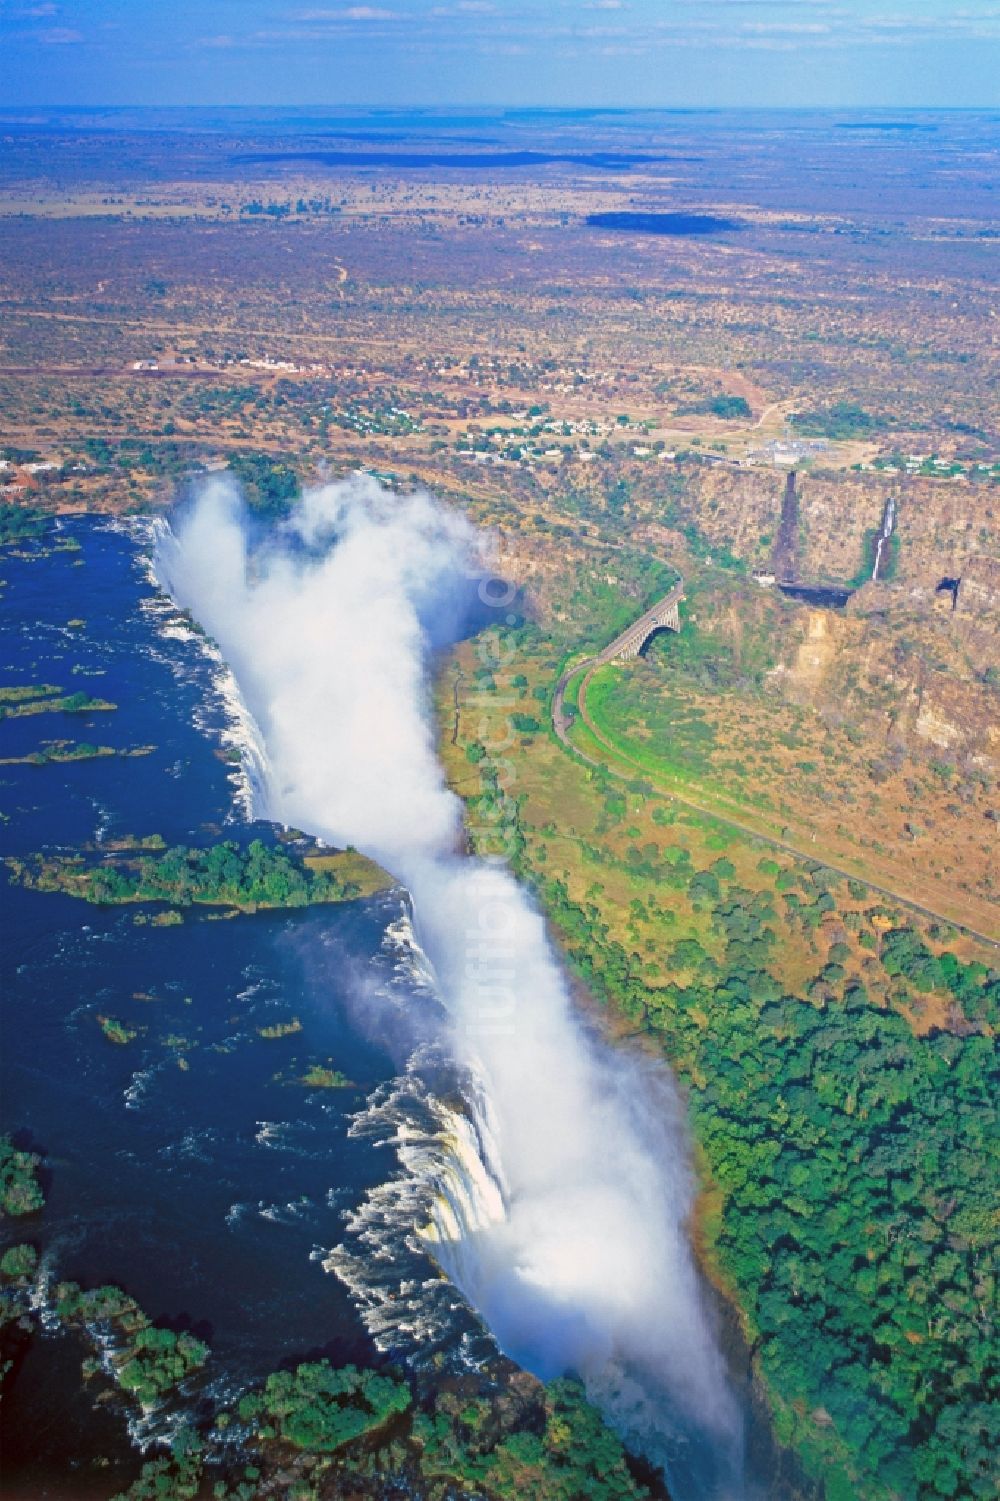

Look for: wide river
[0,518,482,1494]
[0,514,807,1500]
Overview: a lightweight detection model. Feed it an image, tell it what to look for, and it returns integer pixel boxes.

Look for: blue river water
[0,518,445,1493]
[0,515,811,1501]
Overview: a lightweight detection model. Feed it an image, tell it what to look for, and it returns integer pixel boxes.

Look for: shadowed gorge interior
[156,477,747,1499]
[0,93,996,1501]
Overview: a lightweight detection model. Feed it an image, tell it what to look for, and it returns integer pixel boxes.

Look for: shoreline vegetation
[256,1017,303,1039]
[0,1134,45,1218]
[299,1063,351,1088]
[5,834,394,914]
[96,1014,141,1046]
[0,1258,210,1412]
[0,1090,640,1500]
[0,95,996,1501]
[442,611,998,1501]
[56,1283,210,1409]
[0,739,155,766]
[0,1189,657,1501]
[0,684,117,718]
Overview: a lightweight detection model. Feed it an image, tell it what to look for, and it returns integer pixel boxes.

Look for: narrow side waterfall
[155,475,747,1501]
[871,495,896,581]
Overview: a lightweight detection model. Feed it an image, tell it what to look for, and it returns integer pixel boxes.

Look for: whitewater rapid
[872,495,896,581]
[154,474,747,1499]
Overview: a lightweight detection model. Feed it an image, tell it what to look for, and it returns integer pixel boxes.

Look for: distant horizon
[2,0,997,113]
[2,103,997,117]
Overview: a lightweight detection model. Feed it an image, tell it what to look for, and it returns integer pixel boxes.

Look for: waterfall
[155,475,750,1501]
[871,495,896,581]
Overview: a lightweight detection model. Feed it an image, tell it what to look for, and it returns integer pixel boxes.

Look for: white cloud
[740,20,831,32]
[293,5,401,19]
[159,476,741,1486]
[35,24,80,42]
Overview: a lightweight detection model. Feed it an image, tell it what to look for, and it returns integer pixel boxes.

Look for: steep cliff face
[672,466,790,565]
[624,464,1000,764]
[792,473,998,589]
[771,608,856,699]
[955,554,1000,625]
[771,599,998,767]
[849,552,1000,678]
[494,525,673,648]
[910,679,1000,764]
[638,465,999,594]
[496,474,999,771]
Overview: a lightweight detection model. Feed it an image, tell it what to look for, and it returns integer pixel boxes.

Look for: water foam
[156,475,747,1499]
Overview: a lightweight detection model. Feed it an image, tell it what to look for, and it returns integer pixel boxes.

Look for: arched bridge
[598,579,685,663]
[552,576,684,754]
[549,570,1000,948]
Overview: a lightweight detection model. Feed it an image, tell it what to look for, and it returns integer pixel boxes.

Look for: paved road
[598,579,686,663]
[550,597,999,950]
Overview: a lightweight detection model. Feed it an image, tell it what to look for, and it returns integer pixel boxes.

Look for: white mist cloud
[35,24,81,42]
[293,5,402,19]
[157,474,744,1498]
[158,475,470,864]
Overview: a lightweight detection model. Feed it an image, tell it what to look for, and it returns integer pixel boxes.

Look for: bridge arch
[606,592,683,661]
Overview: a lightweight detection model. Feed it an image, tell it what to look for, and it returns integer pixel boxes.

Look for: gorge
[155,475,751,1500]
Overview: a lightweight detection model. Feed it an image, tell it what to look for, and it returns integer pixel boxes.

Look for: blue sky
[1,0,998,108]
